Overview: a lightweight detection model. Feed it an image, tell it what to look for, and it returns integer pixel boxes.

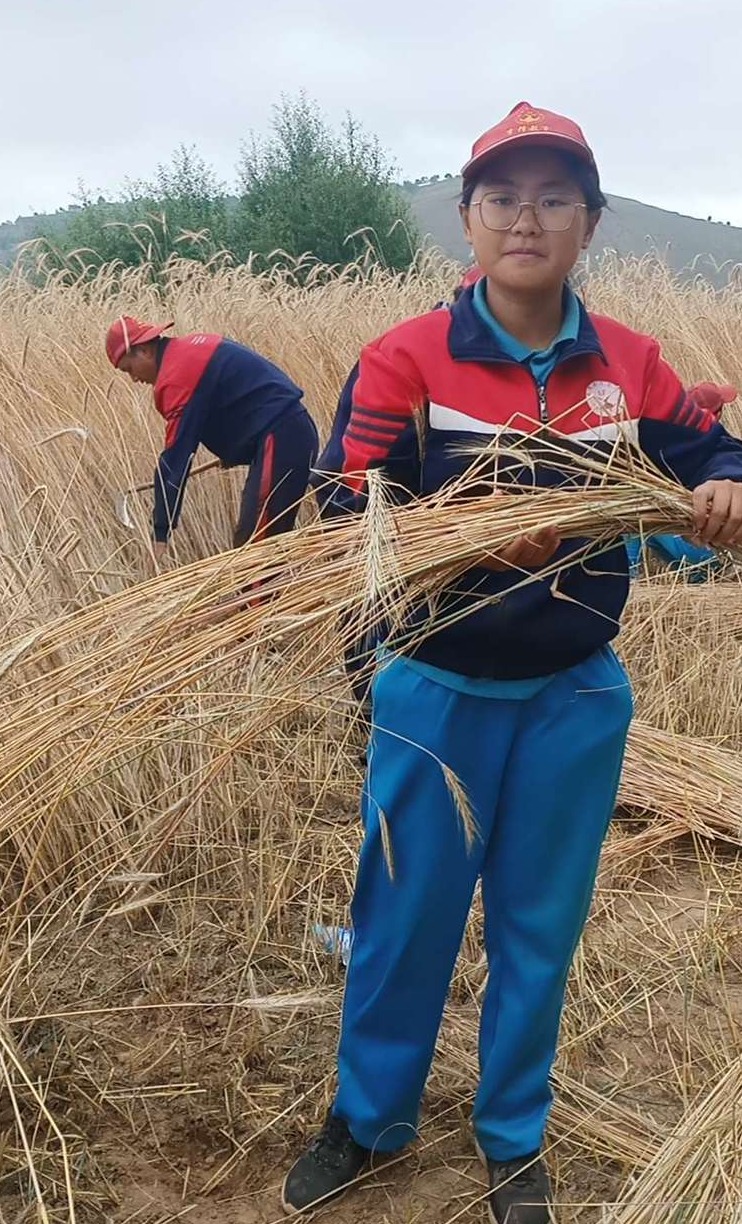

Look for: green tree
[37,146,230,270]
[126,144,230,257]
[233,94,418,270]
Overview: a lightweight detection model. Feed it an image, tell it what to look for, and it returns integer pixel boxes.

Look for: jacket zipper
[537,383,549,424]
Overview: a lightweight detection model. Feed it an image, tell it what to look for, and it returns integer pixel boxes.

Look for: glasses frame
[472,194,589,233]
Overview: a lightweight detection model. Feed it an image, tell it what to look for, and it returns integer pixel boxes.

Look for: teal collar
[472,280,580,369]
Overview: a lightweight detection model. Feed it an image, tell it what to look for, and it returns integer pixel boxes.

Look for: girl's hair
[460,151,607,213]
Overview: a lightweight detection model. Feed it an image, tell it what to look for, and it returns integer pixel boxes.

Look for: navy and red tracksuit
[327,285,742,1163]
[152,334,318,546]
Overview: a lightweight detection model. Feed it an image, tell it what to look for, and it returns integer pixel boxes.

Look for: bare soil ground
[4,824,740,1224]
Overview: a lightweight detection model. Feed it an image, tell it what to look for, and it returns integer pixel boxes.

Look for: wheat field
[1,244,742,1223]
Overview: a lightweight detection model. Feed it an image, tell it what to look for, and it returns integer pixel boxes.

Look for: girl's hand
[478,527,562,572]
[692,480,742,546]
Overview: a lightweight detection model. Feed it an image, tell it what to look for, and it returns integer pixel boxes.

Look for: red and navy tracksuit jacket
[152,334,306,542]
[327,286,742,680]
[312,360,419,519]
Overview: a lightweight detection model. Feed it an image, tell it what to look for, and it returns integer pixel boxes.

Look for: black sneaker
[282,1112,370,1214]
[481,1150,551,1223]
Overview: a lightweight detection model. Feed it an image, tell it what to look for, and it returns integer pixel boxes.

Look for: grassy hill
[404,178,742,280]
[0,206,81,265]
[3,181,742,279]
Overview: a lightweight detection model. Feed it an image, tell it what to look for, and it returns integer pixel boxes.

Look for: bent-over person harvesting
[282,101,742,1223]
[106,318,318,560]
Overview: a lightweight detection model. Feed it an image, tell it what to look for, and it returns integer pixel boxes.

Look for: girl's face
[460,147,599,297]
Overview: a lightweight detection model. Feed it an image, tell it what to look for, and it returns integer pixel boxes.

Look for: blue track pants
[333,646,633,1160]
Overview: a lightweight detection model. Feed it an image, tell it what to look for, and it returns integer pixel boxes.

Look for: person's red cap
[105,315,174,368]
[688,381,738,417]
[462,101,597,184]
[459,264,483,288]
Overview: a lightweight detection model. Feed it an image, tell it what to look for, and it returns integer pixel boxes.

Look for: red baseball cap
[688,381,737,417]
[105,315,174,368]
[462,101,597,184]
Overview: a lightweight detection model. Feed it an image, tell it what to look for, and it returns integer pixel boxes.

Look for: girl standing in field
[283,102,742,1222]
[106,319,318,558]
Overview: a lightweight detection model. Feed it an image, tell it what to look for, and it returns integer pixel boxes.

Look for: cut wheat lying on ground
[1,249,742,1222]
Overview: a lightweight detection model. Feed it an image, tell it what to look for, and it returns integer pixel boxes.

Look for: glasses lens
[478,194,520,231]
[535,198,578,231]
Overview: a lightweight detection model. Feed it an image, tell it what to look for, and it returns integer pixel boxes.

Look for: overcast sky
[2,0,741,227]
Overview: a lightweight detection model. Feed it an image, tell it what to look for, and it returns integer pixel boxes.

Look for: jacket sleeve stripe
[345,421,407,445]
[341,332,427,488]
[352,405,411,425]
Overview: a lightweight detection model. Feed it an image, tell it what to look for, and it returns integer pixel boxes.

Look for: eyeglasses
[472,193,588,233]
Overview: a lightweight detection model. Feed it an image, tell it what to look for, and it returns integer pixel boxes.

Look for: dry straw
[3,246,742,1220]
[0,439,713,849]
[608,1055,742,1223]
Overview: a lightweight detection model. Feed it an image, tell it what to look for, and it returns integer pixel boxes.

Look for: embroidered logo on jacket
[586,381,627,420]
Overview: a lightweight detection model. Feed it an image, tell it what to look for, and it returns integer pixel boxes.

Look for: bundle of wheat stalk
[0,469,686,720]
[625,579,742,635]
[607,1055,742,1223]
[619,722,742,847]
[0,443,734,878]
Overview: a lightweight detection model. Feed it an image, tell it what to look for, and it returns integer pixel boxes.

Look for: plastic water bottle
[313,924,353,967]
